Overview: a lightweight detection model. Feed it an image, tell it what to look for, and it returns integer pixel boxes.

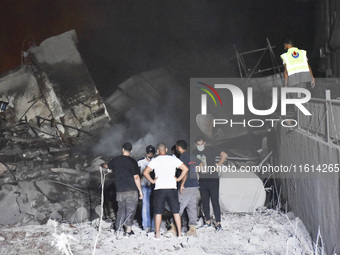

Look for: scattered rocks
[0,134,107,226]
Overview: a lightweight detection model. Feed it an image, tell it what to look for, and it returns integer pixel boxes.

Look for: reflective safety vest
[280,47,309,76]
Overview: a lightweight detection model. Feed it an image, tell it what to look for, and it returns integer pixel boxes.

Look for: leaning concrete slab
[105,67,173,123]
[0,30,110,143]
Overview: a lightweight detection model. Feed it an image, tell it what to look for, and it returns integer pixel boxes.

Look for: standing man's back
[280,39,315,88]
[280,39,315,124]
[101,142,143,236]
[110,155,139,192]
[143,142,189,240]
[150,154,182,190]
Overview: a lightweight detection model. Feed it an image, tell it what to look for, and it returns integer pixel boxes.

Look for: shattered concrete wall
[276,126,340,254]
[0,30,110,142]
[27,30,110,134]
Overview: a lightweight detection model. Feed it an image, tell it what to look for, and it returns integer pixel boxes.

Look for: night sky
[1,0,317,95]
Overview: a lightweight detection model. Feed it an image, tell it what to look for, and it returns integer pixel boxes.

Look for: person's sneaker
[124,230,135,237]
[202,221,212,228]
[215,223,222,232]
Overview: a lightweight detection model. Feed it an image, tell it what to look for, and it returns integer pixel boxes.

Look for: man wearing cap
[143,142,189,240]
[137,145,156,233]
[101,142,143,236]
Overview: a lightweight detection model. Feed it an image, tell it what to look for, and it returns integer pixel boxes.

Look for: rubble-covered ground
[0,209,318,255]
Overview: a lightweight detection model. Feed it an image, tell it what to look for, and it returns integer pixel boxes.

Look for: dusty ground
[0,209,317,255]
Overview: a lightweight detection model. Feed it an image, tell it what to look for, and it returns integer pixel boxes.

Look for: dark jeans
[199,179,221,223]
[115,191,138,231]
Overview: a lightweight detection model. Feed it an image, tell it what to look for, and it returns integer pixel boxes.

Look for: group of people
[99,39,315,240]
[101,137,228,240]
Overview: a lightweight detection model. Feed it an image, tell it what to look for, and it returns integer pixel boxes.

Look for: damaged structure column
[27,68,67,142]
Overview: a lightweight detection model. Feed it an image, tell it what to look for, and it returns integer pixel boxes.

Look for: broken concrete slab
[21,170,43,180]
[0,185,25,225]
[70,207,89,223]
[48,147,71,154]
[29,30,82,65]
[20,149,42,159]
[0,30,110,143]
[0,177,93,225]
[0,144,22,156]
[16,181,49,224]
[27,29,110,134]
[105,68,177,123]
[85,156,105,173]
[50,168,79,175]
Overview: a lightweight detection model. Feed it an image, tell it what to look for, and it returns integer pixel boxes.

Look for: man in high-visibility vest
[280,39,315,89]
[280,40,315,124]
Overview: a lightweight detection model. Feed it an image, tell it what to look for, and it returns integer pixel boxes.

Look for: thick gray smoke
[90,75,189,158]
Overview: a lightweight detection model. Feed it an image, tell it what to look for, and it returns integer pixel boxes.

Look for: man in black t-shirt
[102,142,143,235]
[192,136,228,232]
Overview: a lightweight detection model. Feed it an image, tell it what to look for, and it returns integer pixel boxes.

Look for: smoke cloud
[89,73,189,158]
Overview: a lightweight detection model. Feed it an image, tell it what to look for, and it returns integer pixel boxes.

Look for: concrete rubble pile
[0,30,111,226]
[0,138,108,225]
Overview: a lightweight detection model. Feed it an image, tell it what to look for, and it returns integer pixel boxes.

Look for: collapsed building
[1,30,110,140]
[0,30,111,225]
[0,29,339,254]
[0,29,198,226]
[0,30,267,227]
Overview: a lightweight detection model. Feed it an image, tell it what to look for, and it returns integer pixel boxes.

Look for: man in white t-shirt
[143,142,189,240]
